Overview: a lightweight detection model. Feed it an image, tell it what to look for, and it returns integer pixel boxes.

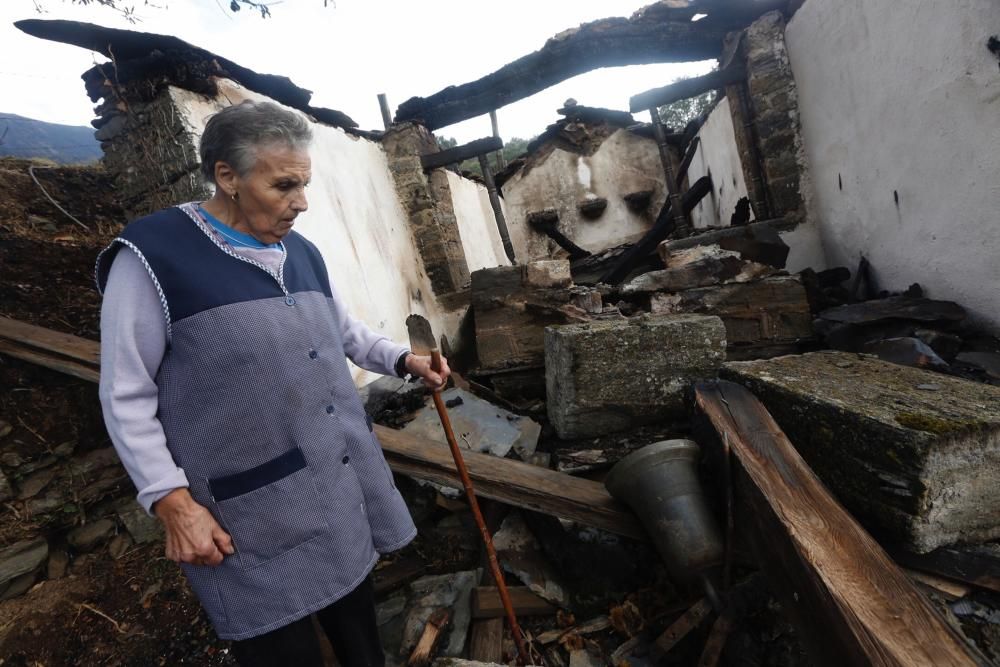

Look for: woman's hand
[153,488,235,567]
[404,353,451,391]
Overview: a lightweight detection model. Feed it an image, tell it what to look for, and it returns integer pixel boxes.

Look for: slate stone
[117,500,163,544]
[67,519,116,553]
[0,538,48,593]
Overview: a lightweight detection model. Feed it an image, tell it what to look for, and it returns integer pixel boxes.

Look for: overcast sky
[1,0,713,143]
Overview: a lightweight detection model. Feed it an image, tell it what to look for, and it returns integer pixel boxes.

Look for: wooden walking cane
[405,316,530,665]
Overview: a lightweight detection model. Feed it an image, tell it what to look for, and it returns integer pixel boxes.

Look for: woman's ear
[213,161,240,197]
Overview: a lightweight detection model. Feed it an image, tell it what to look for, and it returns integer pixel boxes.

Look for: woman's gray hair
[199,100,313,184]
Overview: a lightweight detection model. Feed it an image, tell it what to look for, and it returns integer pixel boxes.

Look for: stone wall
[97,86,210,217]
[382,123,471,299]
[745,11,808,220]
[500,127,667,261]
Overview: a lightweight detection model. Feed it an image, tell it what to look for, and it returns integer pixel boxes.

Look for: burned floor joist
[695,380,986,667]
[394,0,788,130]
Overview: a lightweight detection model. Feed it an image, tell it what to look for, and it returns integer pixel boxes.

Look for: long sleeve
[328,280,409,377]
[98,248,189,514]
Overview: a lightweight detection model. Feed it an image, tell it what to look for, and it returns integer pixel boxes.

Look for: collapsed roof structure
[2,0,1000,664]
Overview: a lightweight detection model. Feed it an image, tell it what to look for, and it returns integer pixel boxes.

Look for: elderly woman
[97,100,448,666]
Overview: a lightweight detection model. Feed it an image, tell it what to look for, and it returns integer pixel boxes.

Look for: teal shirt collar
[198,206,281,249]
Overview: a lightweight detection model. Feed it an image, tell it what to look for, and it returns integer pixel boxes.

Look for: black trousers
[231,576,385,667]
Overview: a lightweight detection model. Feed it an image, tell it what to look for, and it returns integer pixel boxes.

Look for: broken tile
[493,512,569,608]
[401,388,540,460]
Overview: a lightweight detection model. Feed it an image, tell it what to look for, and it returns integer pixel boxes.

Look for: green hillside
[0,113,101,164]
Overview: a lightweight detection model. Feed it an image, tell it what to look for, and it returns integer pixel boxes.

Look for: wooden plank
[630,64,746,113]
[407,608,450,667]
[655,598,712,654]
[0,316,101,366]
[472,586,556,619]
[375,425,643,540]
[694,380,984,667]
[0,338,100,383]
[0,317,643,539]
[893,548,1000,596]
[697,610,734,667]
[468,618,504,663]
[421,137,502,171]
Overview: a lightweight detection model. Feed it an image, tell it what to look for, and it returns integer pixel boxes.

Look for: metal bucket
[605,439,723,590]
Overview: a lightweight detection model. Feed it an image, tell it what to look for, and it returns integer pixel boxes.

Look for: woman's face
[230,144,311,245]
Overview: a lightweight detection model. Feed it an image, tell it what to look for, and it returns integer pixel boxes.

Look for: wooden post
[649,106,691,237]
[478,153,516,264]
[377,93,392,130]
[489,109,506,170]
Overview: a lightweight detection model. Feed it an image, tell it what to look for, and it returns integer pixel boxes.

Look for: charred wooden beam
[630,64,745,113]
[600,174,712,285]
[421,136,503,171]
[527,209,591,260]
[675,136,701,188]
[694,380,985,667]
[14,19,357,129]
[394,0,788,130]
[477,153,517,264]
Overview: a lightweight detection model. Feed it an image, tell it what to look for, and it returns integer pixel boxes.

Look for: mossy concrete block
[546,314,727,439]
[721,350,1000,553]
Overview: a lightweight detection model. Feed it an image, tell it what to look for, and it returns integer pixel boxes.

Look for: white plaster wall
[501,128,666,261]
[173,80,458,385]
[786,0,1000,330]
[445,171,511,272]
[687,97,751,229]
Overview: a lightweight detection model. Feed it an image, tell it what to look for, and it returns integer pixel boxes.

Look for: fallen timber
[695,380,985,667]
[4,314,997,653]
[0,316,643,540]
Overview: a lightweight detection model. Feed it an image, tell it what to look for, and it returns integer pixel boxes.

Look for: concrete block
[545,314,727,439]
[721,350,1000,553]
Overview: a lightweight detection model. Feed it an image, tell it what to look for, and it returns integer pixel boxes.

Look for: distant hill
[0,113,101,164]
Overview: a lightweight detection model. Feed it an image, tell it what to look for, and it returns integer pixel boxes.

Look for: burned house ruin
[2,0,1000,665]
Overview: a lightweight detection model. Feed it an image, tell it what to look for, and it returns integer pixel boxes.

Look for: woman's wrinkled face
[231,144,311,244]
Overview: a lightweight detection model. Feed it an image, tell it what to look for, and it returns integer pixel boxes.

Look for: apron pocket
[209,447,329,570]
